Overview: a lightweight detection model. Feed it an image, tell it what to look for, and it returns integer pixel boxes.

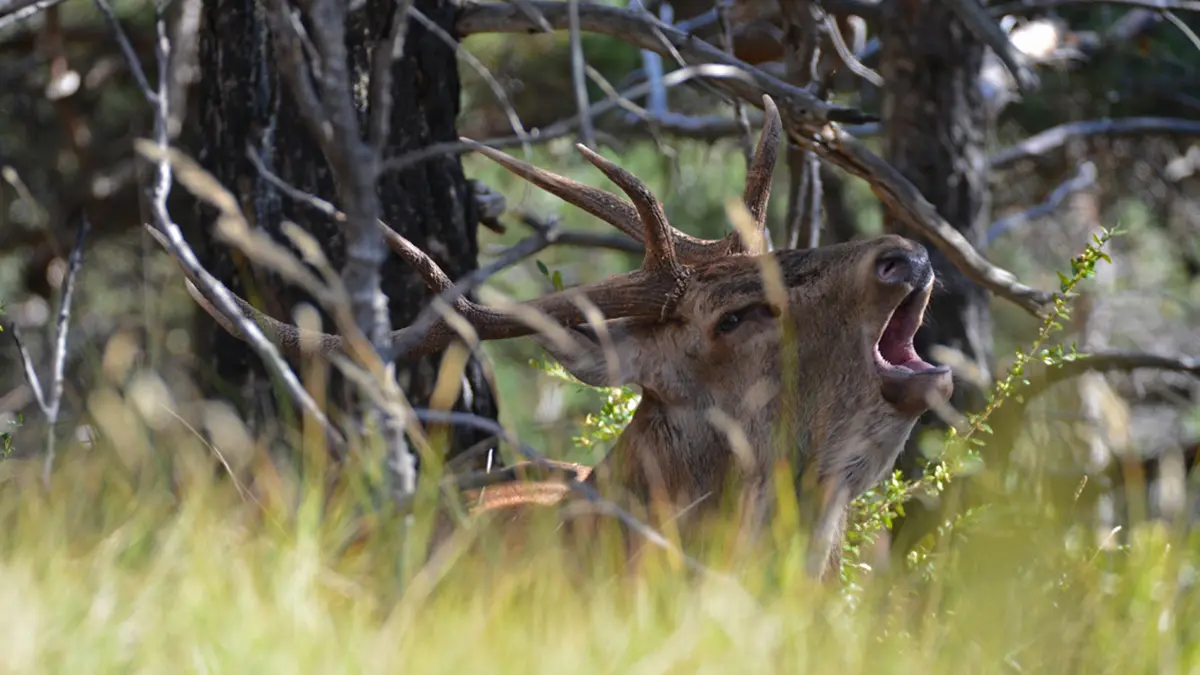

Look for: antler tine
[459,138,646,244]
[573,144,687,280]
[729,94,783,256]
[462,138,727,265]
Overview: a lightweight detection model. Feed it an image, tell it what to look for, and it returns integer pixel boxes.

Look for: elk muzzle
[871,243,953,416]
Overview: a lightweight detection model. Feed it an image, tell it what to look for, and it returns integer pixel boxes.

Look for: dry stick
[456,1,1055,316]
[91,0,346,451]
[1161,8,1200,51]
[267,0,417,493]
[989,117,1200,170]
[8,218,88,487]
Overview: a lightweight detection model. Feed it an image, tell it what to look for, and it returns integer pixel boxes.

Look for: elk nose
[874,245,932,288]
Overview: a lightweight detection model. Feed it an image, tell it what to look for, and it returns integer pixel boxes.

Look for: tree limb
[989,117,1200,170]
[1019,350,1200,403]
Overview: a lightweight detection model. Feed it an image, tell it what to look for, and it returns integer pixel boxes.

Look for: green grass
[1,414,1198,674]
[2,220,1197,673]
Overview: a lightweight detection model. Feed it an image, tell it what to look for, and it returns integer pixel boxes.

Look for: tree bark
[187,0,498,471]
[878,0,993,553]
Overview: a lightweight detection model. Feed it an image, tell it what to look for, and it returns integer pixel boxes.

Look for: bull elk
[154,95,952,579]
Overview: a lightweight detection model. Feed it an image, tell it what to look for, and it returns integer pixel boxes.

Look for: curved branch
[1020,350,1200,402]
[989,117,1200,170]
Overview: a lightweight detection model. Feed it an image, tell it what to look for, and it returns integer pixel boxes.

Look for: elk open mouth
[873,287,938,375]
[873,283,953,414]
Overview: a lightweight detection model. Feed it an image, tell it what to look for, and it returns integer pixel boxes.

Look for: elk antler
[465,94,782,261]
[159,96,784,363]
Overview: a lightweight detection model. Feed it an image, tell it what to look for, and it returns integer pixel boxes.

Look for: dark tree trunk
[878,0,994,553]
[187,0,498,471]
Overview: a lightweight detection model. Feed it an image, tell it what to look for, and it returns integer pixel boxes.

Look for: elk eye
[714,303,776,336]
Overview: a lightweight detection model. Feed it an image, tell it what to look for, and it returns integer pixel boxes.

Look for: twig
[93,0,157,104]
[8,218,87,487]
[944,0,1039,92]
[367,0,412,158]
[989,117,1200,170]
[92,0,347,452]
[567,0,595,148]
[986,161,1098,244]
[1161,9,1200,52]
[715,0,754,166]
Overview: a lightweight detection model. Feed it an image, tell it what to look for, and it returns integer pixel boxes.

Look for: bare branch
[7,216,87,487]
[986,161,1098,244]
[367,0,411,157]
[989,117,1200,170]
[944,0,1039,92]
[1019,350,1200,403]
[811,124,1056,315]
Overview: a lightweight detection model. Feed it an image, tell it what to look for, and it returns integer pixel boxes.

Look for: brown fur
[468,235,952,579]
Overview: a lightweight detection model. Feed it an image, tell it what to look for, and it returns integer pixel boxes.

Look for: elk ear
[532,320,651,388]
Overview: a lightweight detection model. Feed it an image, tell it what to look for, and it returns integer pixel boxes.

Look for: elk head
[158,95,952,580]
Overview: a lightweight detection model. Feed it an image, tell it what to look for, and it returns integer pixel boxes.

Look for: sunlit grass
[0,410,1197,675]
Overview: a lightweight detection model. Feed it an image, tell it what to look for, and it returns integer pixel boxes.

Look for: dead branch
[456,0,1057,316]
[986,161,1098,244]
[989,117,1200,170]
[7,217,87,488]
[1020,350,1200,402]
[810,125,1056,315]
